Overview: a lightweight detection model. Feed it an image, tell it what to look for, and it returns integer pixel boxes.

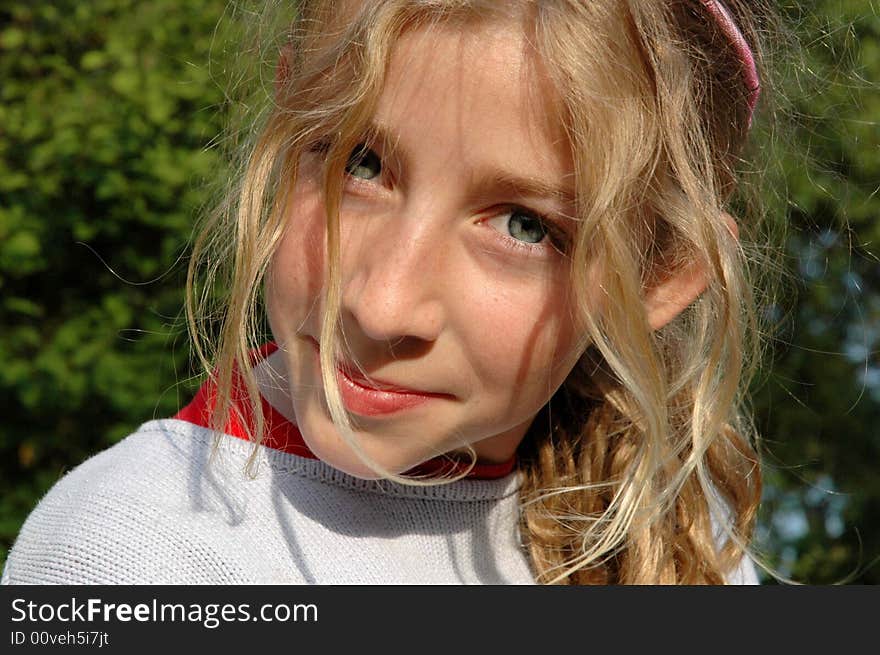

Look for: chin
[308,438,411,480]
[323,457,388,480]
[294,416,406,480]
[293,393,458,481]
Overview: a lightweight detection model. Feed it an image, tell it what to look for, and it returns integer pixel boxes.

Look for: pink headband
[701,0,761,123]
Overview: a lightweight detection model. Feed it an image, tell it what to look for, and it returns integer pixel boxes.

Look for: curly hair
[187,0,773,584]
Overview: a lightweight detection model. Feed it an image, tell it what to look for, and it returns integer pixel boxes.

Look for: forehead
[373,19,572,184]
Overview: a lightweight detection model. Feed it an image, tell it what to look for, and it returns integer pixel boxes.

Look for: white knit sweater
[1,419,537,584]
[2,420,758,585]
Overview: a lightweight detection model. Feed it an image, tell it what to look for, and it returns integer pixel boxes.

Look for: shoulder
[1,420,258,584]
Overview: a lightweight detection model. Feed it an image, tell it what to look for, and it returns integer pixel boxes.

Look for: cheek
[265,188,326,337]
[463,271,580,406]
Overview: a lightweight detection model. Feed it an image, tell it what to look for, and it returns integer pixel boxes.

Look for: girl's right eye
[345,145,382,180]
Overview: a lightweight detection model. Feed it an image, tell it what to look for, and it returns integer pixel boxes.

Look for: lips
[307,337,453,416]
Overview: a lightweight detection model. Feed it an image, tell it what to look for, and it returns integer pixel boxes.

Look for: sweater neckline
[174,342,518,480]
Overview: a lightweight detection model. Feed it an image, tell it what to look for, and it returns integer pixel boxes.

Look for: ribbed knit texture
[1,419,535,584]
[2,419,759,585]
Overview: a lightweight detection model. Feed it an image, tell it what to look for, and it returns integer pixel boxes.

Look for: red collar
[174,342,516,480]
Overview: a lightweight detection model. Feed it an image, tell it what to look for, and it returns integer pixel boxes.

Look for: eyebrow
[486,171,576,206]
[364,121,576,206]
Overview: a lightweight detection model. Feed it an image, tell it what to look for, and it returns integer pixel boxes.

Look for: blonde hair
[187,0,773,584]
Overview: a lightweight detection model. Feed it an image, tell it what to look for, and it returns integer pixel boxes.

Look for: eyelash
[489,208,569,258]
[316,141,569,258]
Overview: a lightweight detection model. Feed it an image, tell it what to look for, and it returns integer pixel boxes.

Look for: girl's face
[262,20,596,479]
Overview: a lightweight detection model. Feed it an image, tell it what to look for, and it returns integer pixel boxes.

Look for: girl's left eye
[345,145,382,180]
[487,209,549,245]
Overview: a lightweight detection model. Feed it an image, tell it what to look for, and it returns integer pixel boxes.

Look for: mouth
[306,337,453,416]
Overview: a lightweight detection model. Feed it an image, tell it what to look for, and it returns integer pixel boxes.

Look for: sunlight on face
[260,18,596,479]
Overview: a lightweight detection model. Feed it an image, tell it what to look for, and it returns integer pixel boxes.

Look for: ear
[644,213,738,330]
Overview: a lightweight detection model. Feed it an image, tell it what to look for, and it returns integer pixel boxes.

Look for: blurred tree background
[750,1,880,583]
[1,0,878,582]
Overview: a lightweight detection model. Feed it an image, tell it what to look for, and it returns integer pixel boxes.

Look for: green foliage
[1,0,878,583]
[0,0,230,566]
[750,1,880,582]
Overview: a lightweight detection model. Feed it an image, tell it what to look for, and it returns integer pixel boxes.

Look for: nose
[340,216,447,346]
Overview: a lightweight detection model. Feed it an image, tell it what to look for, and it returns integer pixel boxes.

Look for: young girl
[3,0,770,584]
